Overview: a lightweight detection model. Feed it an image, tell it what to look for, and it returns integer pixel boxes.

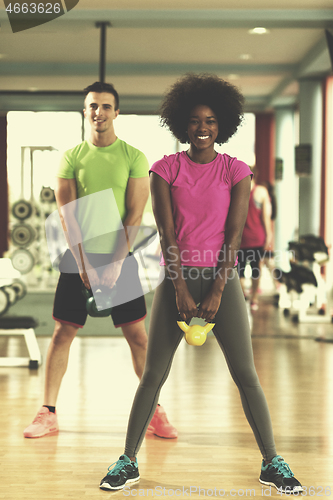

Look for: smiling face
[83,92,119,136]
[187,104,219,152]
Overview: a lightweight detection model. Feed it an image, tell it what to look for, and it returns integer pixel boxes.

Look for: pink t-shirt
[150,151,252,267]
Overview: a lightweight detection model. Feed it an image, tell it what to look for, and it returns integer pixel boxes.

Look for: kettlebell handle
[82,283,117,299]
[177,312,215,324]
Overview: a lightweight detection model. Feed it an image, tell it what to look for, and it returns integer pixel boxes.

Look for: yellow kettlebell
[177,320,215,346]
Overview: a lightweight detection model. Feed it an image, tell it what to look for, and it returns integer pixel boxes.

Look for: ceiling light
[239,54,252,60]
[248,27,269,35]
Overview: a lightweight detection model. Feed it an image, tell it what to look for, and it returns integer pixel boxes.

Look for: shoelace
[273,458,294,478]
[107,458,133,476]
[33,411,48,424]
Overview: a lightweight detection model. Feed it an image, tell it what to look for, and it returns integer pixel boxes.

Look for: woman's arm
[197,175,251,321]
[150,172,198,321]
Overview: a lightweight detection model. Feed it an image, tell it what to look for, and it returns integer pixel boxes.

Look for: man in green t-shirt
[23,82,177,440]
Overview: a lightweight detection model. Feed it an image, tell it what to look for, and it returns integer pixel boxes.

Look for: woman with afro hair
[100,74,303,493]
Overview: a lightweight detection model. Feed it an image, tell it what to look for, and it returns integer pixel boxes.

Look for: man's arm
[100,176,149,288]
[55,177,99,289]
[120,176,150,257]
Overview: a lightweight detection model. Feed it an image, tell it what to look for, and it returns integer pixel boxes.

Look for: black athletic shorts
[53,250,146,328]
[237,247,264,280]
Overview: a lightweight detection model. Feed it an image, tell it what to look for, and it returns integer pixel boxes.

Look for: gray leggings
[124,266,276,461]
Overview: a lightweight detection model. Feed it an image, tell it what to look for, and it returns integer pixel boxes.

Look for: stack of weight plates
[11,199,36,275]
[0,279,28,316]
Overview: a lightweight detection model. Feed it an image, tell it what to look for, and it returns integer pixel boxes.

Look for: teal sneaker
[100,455,140,490]
[259,455,303,494]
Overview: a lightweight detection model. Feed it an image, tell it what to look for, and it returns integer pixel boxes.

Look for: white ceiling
[0,0,332,113]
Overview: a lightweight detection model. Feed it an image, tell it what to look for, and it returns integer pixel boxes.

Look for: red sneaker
[23,407,59,438]
[147,405,178,439]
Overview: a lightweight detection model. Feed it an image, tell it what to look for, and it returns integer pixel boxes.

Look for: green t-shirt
[58,138,149,253]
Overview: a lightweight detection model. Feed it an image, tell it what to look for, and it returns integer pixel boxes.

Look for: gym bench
[0,316,41,369]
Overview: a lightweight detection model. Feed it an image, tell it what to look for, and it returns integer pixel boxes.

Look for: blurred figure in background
[237,168,273,311]
[261,181,280,306]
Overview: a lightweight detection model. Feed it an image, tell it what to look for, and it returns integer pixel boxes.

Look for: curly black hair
[160,73,244,145]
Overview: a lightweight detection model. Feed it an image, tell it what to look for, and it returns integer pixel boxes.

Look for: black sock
[43,405,56,413]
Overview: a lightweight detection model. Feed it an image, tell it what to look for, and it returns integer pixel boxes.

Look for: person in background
[237,169,273,311]
[261,181,280,305]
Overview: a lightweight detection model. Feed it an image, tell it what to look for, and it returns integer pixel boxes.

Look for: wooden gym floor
[0,296,333,499]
